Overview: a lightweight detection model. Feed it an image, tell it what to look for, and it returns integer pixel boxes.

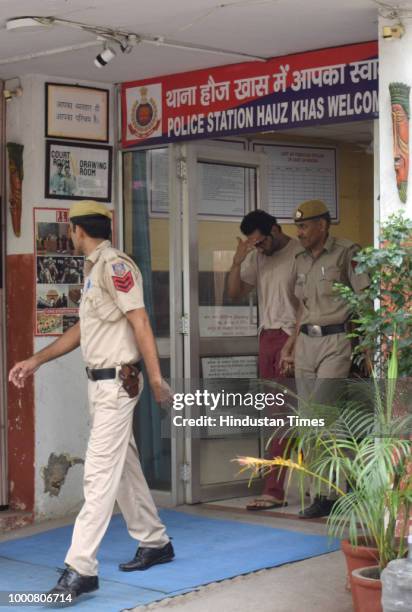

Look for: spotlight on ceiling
[94,46,116,68]
[3,86,23,101]
[382,24,405,40]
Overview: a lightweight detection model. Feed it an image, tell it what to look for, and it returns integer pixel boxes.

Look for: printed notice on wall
[253,143,338,220]
[148,148,246,218]
[149,148,169,215]
[46,83,109,142]
[198,162,246,217]
[202,356,258,379]
[199,306,257,337]
[34,208,84,336]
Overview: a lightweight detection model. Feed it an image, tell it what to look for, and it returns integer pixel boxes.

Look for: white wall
[379,16,412,221]
[34,339,89,519]
[6,74,116,519]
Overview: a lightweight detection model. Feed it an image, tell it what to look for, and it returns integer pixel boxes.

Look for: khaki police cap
[69,200,112,219]
[294,200,329,222]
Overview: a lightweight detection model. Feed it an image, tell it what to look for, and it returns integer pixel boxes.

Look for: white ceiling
[0,0,382,84]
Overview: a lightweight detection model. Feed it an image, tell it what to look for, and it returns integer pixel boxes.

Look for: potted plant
[324,346,412,612]
[334,210,412,603]
[237,340,412,612]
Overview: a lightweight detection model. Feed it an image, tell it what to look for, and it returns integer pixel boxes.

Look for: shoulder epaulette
[100,247,137,269]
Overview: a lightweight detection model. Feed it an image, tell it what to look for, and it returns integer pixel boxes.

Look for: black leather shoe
[48,567,99,600]
[119,541,175,572]
[298,495,335,519]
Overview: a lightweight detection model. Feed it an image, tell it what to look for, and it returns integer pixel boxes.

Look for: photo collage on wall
[35,208,84,336]
[35,83,110,336]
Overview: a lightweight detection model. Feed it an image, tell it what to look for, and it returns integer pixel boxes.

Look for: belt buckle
[307,324,322,338]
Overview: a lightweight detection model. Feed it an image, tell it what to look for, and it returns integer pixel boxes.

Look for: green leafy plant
[237,341,412,571]
[336,212,412,376]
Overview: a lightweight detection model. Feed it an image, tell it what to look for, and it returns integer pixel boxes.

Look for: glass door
[0,291,6,509]
[123,147,175,500]
[0,83,7,509]
[181,144,267,503]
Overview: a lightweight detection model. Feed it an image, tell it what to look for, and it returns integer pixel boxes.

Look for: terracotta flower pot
[341,538,380,590]
[351,566,382,612]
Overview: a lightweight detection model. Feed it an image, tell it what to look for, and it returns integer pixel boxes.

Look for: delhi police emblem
[112,262,127,276]
[295,209,303,220]
[128,87,161,140]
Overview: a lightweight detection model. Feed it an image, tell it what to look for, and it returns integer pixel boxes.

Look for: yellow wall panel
[148,136,374,271]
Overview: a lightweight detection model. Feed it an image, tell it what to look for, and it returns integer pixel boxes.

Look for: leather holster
[119,364,140,398]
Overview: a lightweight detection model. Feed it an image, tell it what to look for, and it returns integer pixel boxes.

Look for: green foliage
[335,212,412,376]
[281,347,412,571]
[319,417,412,570]
[241,343,412,571]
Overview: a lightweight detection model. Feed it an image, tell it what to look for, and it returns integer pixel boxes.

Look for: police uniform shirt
[79,240,144,368]
[294,235,369,326]
[240,238,301,334]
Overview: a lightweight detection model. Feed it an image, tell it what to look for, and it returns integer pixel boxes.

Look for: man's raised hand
[233,237,254,266]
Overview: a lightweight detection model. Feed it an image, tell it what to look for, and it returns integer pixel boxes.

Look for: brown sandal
[246,497,288,511]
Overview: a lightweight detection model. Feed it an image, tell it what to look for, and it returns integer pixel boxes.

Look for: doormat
[0,509,339,611]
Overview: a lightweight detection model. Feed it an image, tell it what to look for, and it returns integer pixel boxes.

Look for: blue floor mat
[0,509,339,611]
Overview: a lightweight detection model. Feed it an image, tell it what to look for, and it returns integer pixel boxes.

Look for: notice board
[253,143,338,221]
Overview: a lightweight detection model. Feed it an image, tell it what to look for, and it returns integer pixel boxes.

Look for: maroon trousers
[258,329,289,500]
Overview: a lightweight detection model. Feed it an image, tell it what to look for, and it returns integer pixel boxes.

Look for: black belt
[86,361,142,381]
[300,323,347,337]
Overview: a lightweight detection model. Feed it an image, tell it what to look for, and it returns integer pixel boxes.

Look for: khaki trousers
[295,332,352,500]
[65,375,169,576]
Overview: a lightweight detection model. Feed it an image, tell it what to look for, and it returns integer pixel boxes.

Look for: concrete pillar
[379,15,412,220]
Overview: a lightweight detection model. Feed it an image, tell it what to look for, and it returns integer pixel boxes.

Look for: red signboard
[121,40,378,147]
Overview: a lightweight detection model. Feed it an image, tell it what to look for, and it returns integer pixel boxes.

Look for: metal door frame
[168,143,186,506]
[118,141,185,507]
[0,80,8,509]
[180,143,267,503]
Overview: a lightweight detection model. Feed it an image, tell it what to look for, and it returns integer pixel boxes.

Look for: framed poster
[45,140,112,202]
[34,207,84,336]
[45,82,109,142]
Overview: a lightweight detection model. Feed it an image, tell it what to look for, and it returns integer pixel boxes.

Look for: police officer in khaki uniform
[280,199,369,518]
[9,201,174,602]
